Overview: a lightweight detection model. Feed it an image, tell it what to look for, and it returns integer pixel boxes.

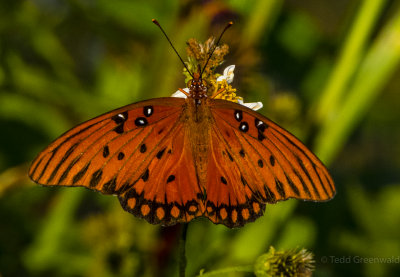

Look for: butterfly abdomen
[185,99,214,192]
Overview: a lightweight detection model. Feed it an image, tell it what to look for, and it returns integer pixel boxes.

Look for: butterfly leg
[178,88,190,97]
[211,88,226,99]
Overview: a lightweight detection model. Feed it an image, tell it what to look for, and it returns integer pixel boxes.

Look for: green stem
[196,265,253,277]
[314,0,387,124]
[315,4,400,164]
[179,223,189,277]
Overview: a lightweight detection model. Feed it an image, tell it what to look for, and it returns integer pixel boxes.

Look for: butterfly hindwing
[118,123,204,226]
[204,129,266,227]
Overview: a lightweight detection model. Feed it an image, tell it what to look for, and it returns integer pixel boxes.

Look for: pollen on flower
[212,78,242,103]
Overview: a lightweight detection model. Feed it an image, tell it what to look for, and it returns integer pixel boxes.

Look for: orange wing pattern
[205,99,335,227]
[29,98,202,225]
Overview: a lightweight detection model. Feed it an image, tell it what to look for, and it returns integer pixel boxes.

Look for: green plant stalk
[315,0,387,124]
[196,265,253,277]
[179,223,189,277]
[315,6,400,164]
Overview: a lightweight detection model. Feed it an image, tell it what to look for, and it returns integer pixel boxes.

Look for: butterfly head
[187,72,208,99]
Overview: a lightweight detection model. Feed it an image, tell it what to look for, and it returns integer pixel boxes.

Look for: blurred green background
[1,0,400,276]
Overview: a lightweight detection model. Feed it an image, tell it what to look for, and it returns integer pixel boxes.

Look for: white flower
[238,99,263,111]
[172,65,263,111]
[216,64,235,84]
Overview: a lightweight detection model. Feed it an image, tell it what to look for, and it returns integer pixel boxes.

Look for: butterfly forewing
[29,97,184,194]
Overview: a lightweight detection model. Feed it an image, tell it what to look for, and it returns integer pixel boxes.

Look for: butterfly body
[185,98,212,190]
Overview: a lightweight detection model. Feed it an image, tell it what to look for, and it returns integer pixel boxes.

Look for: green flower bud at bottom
[254,247,315,277]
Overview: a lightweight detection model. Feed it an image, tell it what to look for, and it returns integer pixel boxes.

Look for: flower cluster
[172,38,263,111]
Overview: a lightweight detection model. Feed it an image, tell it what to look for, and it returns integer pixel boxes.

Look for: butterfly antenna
[152,19,193,78]
[200,21,233,76]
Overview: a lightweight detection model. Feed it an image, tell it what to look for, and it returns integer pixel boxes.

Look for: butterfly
[29,21,335,228]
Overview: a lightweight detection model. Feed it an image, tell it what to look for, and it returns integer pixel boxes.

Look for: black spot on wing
[255,118,268,131]
[111,112,128,124]
[143,106,153,117]
[156,148,167,159]
[239,121,249,132]
[117,152,125,160]
[103,146,110,158]
[114,125,124,134]
[90,169,103,188]
[135,117,148,127]
[221,176,227,185]
[141,169,149,182]
[112,112,128,134]
[167,175,175,183]
[269,155,275,166]
[255,119,267,141]
[234,110,243,122]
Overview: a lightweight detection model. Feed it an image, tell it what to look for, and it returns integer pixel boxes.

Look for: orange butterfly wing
[29,97,204,226]
[202,99,335,227]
